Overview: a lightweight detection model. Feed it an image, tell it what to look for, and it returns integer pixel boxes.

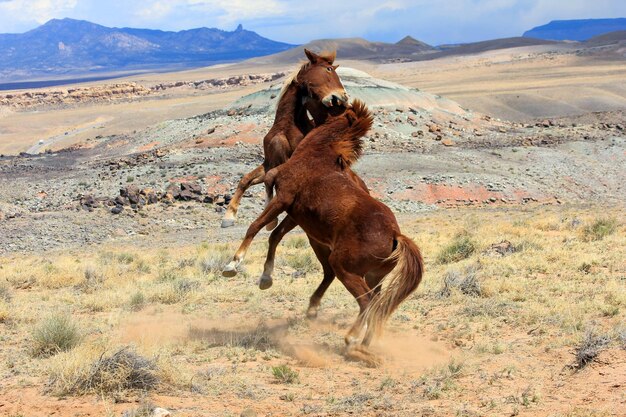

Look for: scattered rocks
[79,195,100,211]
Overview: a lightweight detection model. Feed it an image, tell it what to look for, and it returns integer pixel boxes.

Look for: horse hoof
[221,219,235,228]
[346,345,382,368]
[258,274,273,290]
[265,218,278,231]
[306,307,319,319]
[222,264,238,277]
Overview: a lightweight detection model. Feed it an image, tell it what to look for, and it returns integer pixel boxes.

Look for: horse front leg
[221,164,265,228]
[258,216,298,290]
[264,182,279,231]
[222,198,287,277]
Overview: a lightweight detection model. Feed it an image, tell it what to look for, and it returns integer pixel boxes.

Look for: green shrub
[581,217,617,241]
[437,234,476,264]
[271,364,299,384]
[31,314,81,357]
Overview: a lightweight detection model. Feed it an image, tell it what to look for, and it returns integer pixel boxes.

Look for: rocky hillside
[523,18,626,41]
[0,19,294,82]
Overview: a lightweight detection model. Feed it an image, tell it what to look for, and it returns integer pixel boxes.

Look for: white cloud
[0,0,77,25]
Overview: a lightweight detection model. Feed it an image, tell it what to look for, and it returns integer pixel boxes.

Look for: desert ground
[0,42,625,417]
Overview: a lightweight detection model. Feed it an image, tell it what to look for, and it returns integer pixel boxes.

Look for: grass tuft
[128,291,146,311]
[437,234,476,264]
[271,364,299,384]
[575,328,611,369]
[31,314,81,357]
[58,347,160,395]
[581,217,617,241]
[437,263,482,298]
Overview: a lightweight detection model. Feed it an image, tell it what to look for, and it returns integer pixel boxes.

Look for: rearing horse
[223,101,424,364]
[221,49,349,229]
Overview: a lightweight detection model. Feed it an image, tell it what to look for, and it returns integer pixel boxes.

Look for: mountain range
[1,17,625,84]
[523,18,626,41]
[0,18,293,81]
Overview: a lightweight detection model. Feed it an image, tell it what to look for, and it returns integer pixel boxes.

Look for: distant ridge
[523,18,626,41]
[0,18,294,82]
[250,37,435,64]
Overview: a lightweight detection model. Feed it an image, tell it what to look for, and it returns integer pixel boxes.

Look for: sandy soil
[369,47,626,121]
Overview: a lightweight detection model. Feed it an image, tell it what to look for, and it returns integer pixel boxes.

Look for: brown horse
[222,100,424,362]
[221,48,349,229]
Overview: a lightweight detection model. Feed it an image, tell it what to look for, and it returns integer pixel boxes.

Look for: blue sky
[0,0,625,45]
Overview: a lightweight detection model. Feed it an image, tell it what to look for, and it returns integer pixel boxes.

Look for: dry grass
[0,205,624,416]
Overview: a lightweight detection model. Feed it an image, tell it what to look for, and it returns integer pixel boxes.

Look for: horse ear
[304,48,319,64]
[332,65,339,71]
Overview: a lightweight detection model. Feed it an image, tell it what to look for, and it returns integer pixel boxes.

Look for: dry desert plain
[0,43,625,417]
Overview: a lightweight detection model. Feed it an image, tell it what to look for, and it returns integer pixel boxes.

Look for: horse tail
[363,234,424,339]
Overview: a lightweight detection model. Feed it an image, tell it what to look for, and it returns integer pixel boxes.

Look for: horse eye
[327,67,333,72]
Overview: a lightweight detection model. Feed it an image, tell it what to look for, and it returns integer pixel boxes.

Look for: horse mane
[330,99,373,166]
[277,61,306,103]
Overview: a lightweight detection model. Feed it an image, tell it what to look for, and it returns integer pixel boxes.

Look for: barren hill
[249,37,435,64]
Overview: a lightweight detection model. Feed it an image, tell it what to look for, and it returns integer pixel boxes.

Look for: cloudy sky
[0,0,625,45]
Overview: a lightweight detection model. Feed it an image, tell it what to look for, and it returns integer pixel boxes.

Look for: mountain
[523,18,626,41]
[250,37,435,64]
[585,30,626,45]
[0,18,294,81]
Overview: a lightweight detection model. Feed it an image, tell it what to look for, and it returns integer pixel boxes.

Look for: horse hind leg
[329,258,382,366]
[306,241,335,319]
[221,165,264,228]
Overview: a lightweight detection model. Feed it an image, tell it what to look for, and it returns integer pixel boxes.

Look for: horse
[220,48,349,230]
[222,100,424,364]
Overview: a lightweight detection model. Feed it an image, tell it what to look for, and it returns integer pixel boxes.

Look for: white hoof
[221,218,235,228]
[222,262,238,277]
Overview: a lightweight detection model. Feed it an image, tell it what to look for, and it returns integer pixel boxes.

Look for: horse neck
[274,82,302,126]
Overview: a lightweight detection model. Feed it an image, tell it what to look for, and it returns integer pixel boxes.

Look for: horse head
[297,49,349,113]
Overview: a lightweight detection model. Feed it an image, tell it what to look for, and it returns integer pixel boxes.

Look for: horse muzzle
[322,91,349,107]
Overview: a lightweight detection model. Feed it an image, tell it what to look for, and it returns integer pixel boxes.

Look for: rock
[240,409,257,417]
[428,124,441,133]
[79,194,99,210]
[141,188,159,204]
[207,127,216,135]
[153,408,171,417]
[441,138,454,146]
[115,196,130,206]
[215,196,226,206]
[227,109,237,116]
[111,205,124,215]
[181,182,202,194]
[165,183,182,199]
